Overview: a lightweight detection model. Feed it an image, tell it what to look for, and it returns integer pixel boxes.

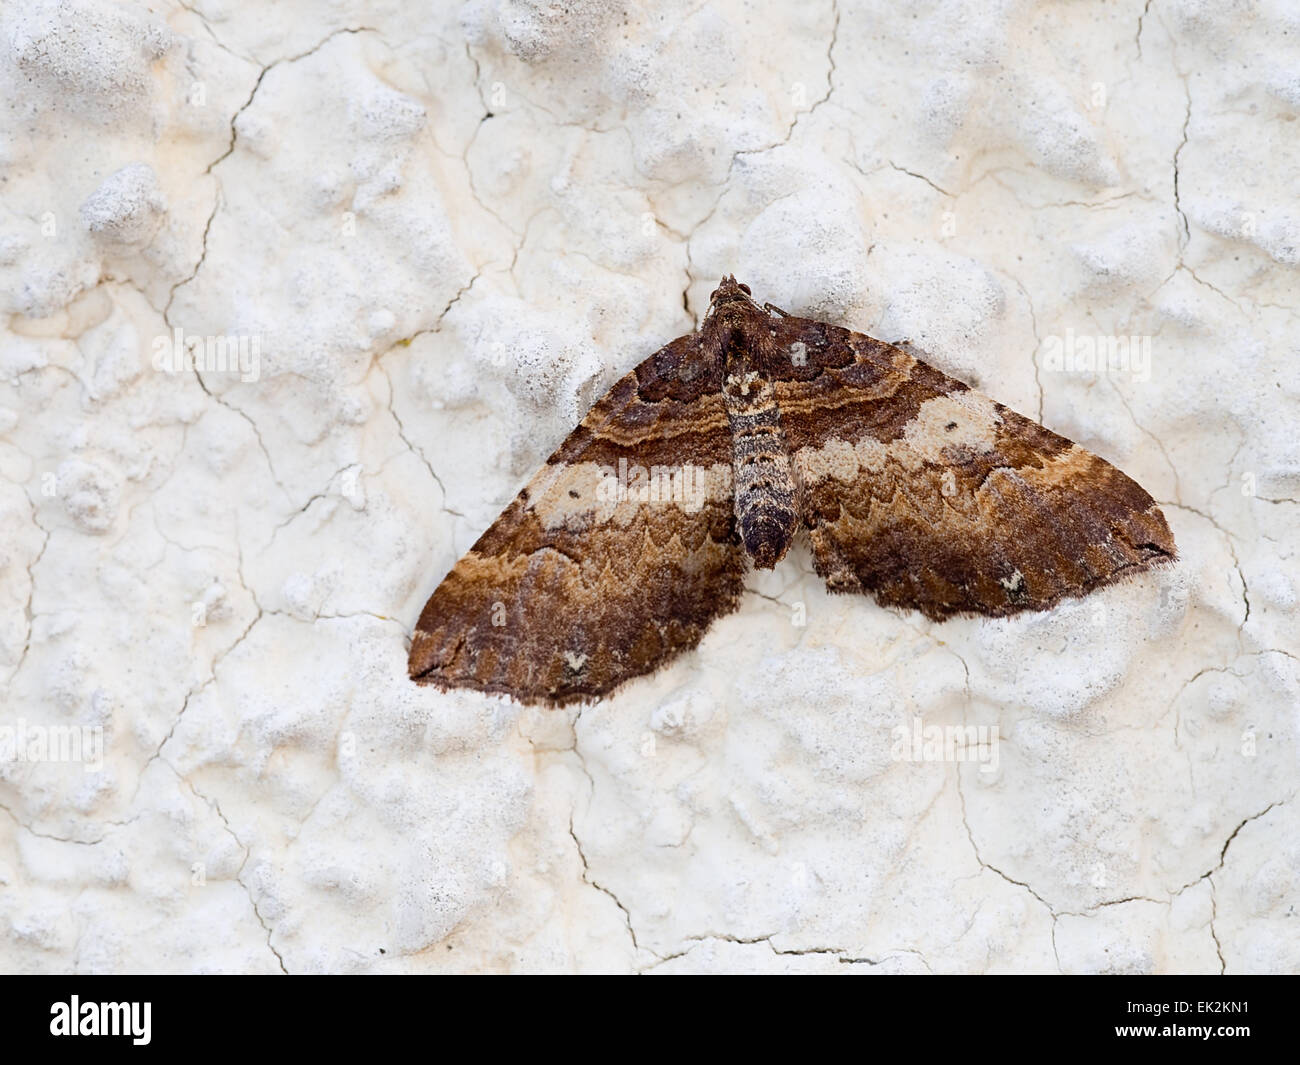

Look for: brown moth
[409,276,1176,706]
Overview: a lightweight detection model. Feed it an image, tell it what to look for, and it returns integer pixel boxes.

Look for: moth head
[707,275,756,316]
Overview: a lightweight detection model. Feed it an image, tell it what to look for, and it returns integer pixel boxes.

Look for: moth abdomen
[724,379,799,568]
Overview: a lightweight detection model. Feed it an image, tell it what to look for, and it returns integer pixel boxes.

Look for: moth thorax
[720,326,754,374]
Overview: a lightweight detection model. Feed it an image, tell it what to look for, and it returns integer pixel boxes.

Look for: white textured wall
[1,0,1297,974]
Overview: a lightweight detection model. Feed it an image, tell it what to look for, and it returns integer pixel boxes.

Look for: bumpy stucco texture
[1,0,1297,973]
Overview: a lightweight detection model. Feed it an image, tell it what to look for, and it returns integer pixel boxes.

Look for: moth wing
[409,333,745,705]
[760,316,1176,620]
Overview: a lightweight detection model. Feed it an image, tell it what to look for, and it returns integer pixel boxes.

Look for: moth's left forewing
[409,333,746,706]
[762,314,1176,620]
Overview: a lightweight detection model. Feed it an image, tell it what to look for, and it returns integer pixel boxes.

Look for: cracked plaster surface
[0,0,1297,973]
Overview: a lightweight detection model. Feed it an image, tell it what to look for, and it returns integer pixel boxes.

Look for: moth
[409,276,1175,706]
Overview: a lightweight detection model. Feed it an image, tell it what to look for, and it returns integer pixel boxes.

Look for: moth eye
[739,283,751,295]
